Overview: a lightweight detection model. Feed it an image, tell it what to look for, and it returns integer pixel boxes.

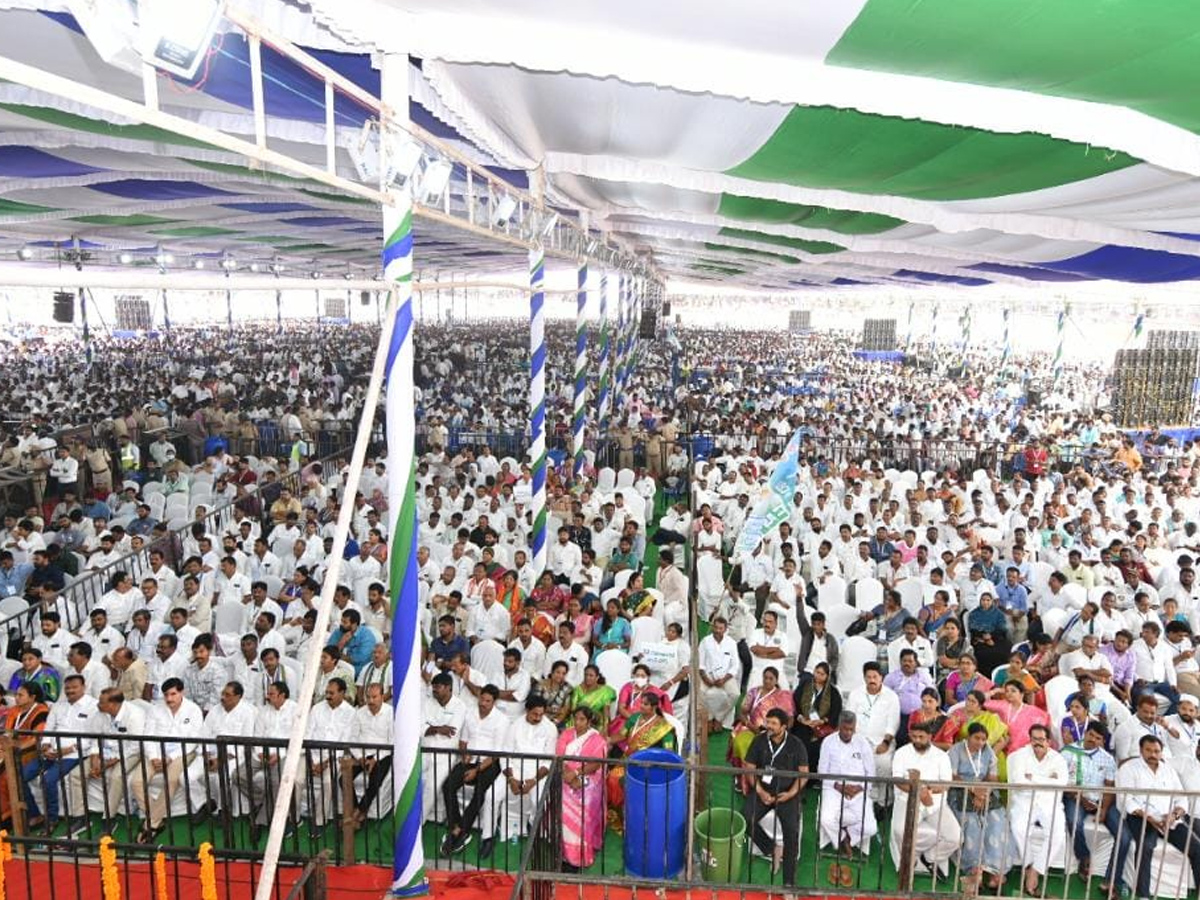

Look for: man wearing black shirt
[743,707,807,887]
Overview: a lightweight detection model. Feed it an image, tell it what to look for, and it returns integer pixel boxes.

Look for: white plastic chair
[1043,674,1078,723]
[896,580,924,614]
[855,578,883,611]
[212,601,245,635]
[630,617,664,656]
[597,468,616,493]
[470,640,505,683]
[823,603,860,641]
[816,575,848,611]
[614,569,634,592]
[1040,608,1070,640]
[616,468,635,489]
[0,596,28,619]
[1060,583,1087,610]
[837,636,877,698]
[595,649,633,693]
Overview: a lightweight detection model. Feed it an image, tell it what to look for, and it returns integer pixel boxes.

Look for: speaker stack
[323,297,347,319]
[1146,330,1200,351]
[860,318,897,351]
[788,309,812,333]
[638,282,664,339]
[52,290,75,323]
[1112,346,1199,427]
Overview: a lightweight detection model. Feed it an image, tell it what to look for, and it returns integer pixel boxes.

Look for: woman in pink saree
[558,706,608,871]
[984,680,1049,753]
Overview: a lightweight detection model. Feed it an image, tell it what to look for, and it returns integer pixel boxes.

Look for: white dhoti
[186,756,250,816]
[869,747,894,804]
[889,798,962,874]
[701,681,740,729]
[422,755,453,823]
[1008,790,1066,875]
[819,785,878,850]
[480,780,546,841]
[697,556,724,619]
[300,763,337,826]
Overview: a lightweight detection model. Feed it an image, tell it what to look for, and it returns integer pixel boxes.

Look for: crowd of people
[2,318,1200,899]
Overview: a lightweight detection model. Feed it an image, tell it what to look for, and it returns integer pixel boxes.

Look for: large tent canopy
[2,0,1200,289]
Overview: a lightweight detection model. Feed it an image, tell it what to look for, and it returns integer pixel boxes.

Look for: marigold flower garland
[198,842,217,900]
[99,835,120,900]
[154,851,169,900]
[0,830,12,900]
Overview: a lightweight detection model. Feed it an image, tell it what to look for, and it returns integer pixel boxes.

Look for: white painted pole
[250,286,399,900]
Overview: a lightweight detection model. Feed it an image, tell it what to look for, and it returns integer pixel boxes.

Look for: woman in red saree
[530,573,569,644]
[558,707,608,871]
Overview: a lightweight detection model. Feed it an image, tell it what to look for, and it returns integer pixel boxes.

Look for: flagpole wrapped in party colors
[904,300,915,353]
[614,272,627,414]
[1127,307,1145,346]
[529,246,548,574]
[383,188,427,898]
[597,273,611,434]
[161,289,171,332]
[1001,308,1011,366]
[275,289,282,336]
[930,302,940,348]
[573,262,588,481]
[959,306,971,369]
[1053,303,1068,383]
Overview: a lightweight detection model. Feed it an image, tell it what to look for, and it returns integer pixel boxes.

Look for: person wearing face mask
[610,664,673,752]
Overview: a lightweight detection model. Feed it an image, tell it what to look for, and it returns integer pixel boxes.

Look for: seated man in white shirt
[544,622,588,687]
[698,617,742,731]
[484,695,557,853]
[441,685,507,855]
[341,682,394,824]
[747,610,790,692]
[887,618,936,677]
[129,677,205,843]
[301,677,357,836]
[1114,734,1200,899]
[187,680,258,823]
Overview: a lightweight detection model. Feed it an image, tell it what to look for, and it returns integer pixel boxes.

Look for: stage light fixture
[118,251,134,265]
[492,195,517,227]
[17,246,33,261]
[193,259,206,270]
[419,159,453,205]
[137,0,224,81]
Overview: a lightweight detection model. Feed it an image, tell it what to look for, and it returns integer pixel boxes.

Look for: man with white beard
[817,712,877,866]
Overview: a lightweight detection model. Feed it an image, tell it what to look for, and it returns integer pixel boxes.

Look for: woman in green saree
[933,688,1010,778]
[570,664,617,731]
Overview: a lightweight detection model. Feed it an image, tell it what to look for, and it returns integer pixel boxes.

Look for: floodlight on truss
[418,159,453,205]
[492,195,517,227]
[117,251,134,265]
[17,246,33,261]
[220,254,238,271]
[137,0,224,80]
[67,0,141,73]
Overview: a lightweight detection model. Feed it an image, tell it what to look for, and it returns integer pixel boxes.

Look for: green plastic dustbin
[693,808,746,882]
